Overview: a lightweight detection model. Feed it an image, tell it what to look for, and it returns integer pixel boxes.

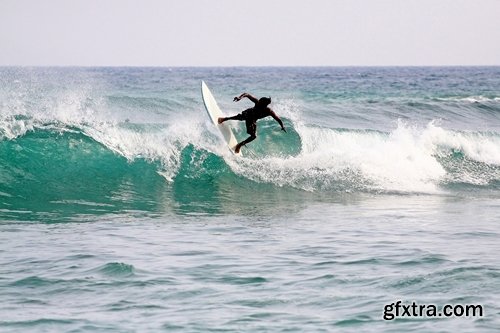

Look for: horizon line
[1,64,500,68]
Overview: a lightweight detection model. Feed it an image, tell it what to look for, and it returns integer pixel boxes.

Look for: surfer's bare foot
[235,143,242,154]
[218,117,225,124]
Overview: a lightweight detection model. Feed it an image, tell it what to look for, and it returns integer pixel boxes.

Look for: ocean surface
[1,67,499,332]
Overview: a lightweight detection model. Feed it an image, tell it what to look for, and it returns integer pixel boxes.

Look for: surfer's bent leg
[235,120,257,153]
[235,135,256,154]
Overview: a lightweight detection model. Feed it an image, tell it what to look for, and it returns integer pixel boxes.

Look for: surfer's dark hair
[259,97,272,106]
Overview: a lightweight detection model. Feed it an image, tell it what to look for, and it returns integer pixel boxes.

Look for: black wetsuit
[234,107,271,135]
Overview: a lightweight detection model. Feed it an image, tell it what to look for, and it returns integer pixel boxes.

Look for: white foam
[437,95,500,103]
[0,118,34,140]
[227,118,500,194]
[422,122,500,166]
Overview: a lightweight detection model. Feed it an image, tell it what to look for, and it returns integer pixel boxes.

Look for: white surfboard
[201,81,241,155]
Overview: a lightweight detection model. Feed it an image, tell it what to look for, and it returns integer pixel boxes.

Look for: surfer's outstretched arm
[269,110,287,132]
[233,93,258,104]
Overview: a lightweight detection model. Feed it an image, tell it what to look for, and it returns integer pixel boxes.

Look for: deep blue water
[0,67,499,332]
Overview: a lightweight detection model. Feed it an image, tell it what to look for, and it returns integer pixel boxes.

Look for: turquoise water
[1,67,500,332]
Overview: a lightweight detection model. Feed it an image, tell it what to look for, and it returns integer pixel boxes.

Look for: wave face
[1,67,499,219]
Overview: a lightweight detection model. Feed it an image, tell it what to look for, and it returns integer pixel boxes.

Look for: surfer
[218,93,286,153]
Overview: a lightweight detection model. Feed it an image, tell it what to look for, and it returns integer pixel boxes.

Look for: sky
[1,0,499,66]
